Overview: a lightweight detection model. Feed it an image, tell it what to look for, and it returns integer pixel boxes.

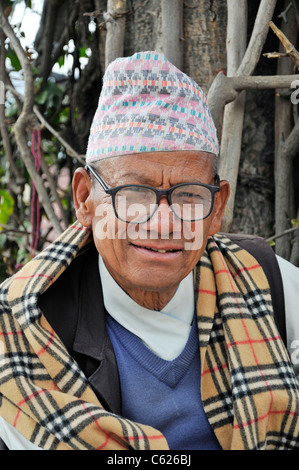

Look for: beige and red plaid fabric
[0,221,298,450]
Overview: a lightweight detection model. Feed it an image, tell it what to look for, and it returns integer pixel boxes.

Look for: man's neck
[121,285,178,311]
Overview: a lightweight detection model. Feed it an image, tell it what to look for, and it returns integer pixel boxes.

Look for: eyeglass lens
[114,185,213,223]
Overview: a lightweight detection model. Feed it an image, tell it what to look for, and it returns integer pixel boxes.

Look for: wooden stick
[266,225,299,242]
[269,21,299,68]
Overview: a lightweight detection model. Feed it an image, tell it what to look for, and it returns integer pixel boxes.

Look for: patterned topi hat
[86,51,218,163]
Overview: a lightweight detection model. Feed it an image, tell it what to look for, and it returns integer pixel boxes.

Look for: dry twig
[263,52,288,59]
[269,21,299,69]
[266,225,299,242]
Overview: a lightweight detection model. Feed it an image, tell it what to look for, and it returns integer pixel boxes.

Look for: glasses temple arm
[85,165,110,191]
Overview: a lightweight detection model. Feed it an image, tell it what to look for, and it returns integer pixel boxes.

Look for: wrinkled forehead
[94,151,216,184]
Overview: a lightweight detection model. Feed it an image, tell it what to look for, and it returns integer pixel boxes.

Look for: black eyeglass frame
[85,164,220,223]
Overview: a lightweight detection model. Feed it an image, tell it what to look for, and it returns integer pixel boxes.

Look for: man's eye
[175,191,205,201]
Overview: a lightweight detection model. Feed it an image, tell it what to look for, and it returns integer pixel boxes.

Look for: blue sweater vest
[106,314,222,450]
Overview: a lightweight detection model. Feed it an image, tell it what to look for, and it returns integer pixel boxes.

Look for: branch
[208,72,299,130]
[0,7,33,116]
[0,223,31,237]
[33,106,85,164]
[208,0,277,129]
[272,8,298,261]
[38,149,69,230]
[4,88,72,230]
[290,209,299,266]
[105,0,127,68]
[161,0,183,70]
[291,0,299,27]
[99,9,130,31]
[5,84,85,164]
[0,4,63,235]
[44,3,79,84]
[0,31,25,187]
[279,110,299,162]
[231,73,299,90]
[212,0,282,234]
[0,223,53,246]
[218,0,247,233]
[263,52,288,59]
[266,225,299,242]
[226,0,247,76]
[269,21,299,69]
[84,0,148,27]
[236,0,278,76]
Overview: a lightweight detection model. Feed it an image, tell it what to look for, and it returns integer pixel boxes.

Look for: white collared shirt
[98,256,194,361]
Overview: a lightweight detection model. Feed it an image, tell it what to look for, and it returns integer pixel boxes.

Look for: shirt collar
[98,256,195,361]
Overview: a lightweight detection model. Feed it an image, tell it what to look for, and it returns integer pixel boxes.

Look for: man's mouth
[130,243,183,255]
[141,247,181,253]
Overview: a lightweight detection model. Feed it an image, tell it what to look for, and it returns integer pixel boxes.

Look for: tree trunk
[161,0,183,70]
[274,5,298,258]
[183,0,227,94]
[218,0,247,232]
[105,0,127,68]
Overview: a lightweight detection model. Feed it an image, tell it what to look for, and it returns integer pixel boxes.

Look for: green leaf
[79,47,88,58]
[291,218,299,227]
[0,190,14,228]
[35,81,64,109]
[6,48,22,72]
[57,55,65,68]
[35,90,49,105]
[268,240,275,247]
[61,197,69,210]
[16,247,31,267]
[5,101,18,118]
[57,107,69,124]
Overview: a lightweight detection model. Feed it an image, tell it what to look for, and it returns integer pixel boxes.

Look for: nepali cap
[86,51,219,163]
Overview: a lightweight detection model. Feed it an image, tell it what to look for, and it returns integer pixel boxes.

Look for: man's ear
[208,180,230,236]
[72,167,93,227]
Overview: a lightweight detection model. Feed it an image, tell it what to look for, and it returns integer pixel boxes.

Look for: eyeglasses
[86,165,220,224]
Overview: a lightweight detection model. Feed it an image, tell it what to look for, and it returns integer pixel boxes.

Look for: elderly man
[0,51,299,451]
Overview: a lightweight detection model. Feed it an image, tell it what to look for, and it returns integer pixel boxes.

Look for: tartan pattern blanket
[0,221,298,450]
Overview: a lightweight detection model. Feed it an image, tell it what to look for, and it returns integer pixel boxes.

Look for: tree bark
[183,0,227,94]
[290,209,299,266]
[0,31,24,189]
[218,0,247,232]
[274,5,298,259]
[161,0,183,70]
[105,0,128,69]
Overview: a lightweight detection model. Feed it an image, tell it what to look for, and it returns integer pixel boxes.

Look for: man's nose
[144,197,181,237]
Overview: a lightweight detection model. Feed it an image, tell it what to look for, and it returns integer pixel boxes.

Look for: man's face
[73,151,229,297]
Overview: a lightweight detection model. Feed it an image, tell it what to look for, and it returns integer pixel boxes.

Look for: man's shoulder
[214,232,278,265]
[215,231,287,344]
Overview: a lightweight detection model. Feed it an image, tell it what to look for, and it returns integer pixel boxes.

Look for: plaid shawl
[0,221,298,450]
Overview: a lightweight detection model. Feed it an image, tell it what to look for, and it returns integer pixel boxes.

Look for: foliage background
[0,0,298,282]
